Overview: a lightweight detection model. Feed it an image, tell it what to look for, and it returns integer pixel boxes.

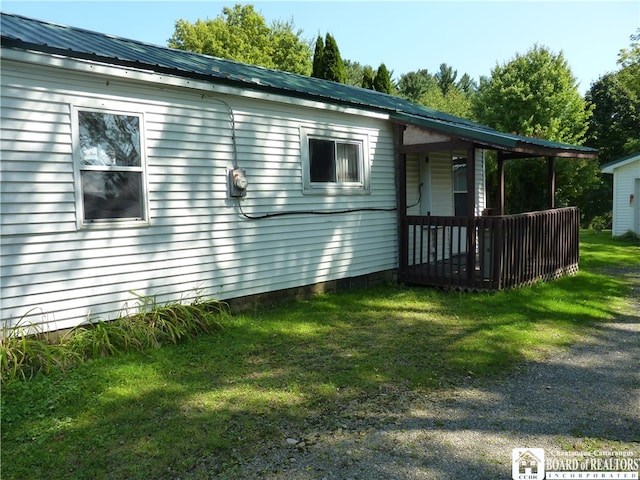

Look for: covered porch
[393,118,598,291]
[401,207,580,290]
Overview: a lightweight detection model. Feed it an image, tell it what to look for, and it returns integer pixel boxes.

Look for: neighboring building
[0,13,597,333]
[601,152,640,237]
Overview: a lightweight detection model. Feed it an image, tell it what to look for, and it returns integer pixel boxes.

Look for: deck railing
[399,207,580,290]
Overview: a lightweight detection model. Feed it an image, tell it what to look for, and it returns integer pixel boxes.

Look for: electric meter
[228,168,248,197]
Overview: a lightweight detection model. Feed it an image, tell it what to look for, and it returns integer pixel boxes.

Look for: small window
[74,108,148,226]
[301,127,369,194]
[453,156,468,216]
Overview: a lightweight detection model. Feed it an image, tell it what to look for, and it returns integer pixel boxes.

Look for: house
[601,152,640,237]
[0,13,598,333]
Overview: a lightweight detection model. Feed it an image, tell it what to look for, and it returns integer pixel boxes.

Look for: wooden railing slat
[401,207,580,290]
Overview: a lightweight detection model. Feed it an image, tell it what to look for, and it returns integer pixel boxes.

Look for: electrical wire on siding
[200,95,422,221]
[203,95,239,169]
[237,202,397,220]
[236,183,422,220]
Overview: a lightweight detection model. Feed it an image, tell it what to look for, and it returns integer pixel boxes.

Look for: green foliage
[311,35,324,78]
[582,30,640,224]
[361,64,375,89]
[588,211,613,232]
[372,63,393,93]
[474,45,591,143]
[435,63,457,95]
[473,45,595,214]
[313,33,346,83]
[1,321,79,381]
[168,4,312,75]
[616,230,640,243]
[397,69,437,103]
[397,66,476,119]
[346,61,393,93]
[586,30,640,163]
[421,84,475,119]
[586,73,640,162]
[1,297,227,382]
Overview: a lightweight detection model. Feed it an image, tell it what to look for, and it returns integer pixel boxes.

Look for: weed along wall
[1,54,398,334]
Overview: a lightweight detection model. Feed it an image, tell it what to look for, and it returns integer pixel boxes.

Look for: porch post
[466,146,476,217]
[396,125,408,278]
[547,156,556,209]
[466,146,477,284]
[497,152,505,215]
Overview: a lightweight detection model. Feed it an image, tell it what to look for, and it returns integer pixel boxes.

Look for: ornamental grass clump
[1,296,228,382]
[1,319,80,381]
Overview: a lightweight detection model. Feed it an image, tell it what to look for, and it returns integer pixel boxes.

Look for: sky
[2,1,639,94]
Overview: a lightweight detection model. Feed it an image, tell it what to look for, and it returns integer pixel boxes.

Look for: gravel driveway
[220,268,640,479]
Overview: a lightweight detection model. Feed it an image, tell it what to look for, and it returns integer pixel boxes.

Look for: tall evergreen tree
[362,65,375,90]
[311,35,324,78]
[435,63,458,95]
[373,63,393,93]
[320,33,346,83]
[397,69,435,102]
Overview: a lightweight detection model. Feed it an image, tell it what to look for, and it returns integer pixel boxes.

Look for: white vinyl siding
[611,159,640,236]
[1,57,397,332]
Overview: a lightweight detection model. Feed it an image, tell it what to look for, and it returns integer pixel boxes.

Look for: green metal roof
[1,11,598,159]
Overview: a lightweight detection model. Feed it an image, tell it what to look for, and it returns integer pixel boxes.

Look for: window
[453,156,468,216]
[301,127,369,194]
[74,108,148,226]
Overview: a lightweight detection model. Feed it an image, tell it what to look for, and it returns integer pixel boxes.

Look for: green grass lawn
[2,230,639,479]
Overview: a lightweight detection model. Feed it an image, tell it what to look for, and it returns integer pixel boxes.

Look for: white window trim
[300,126,370,195]
[72,105,150,229]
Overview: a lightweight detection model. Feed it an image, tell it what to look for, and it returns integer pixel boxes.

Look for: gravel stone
[215,267,640,479]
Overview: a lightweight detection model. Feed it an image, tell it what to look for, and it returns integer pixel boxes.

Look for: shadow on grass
[3,233,639,479]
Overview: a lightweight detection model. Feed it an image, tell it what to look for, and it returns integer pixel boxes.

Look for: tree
[435,63,457,95]
[397,68,475,119]
[586,29,640,161]
[311,35,324,78]
[397,69,435,103]
[315,33,346,83]
[586,73,640,161]
[421,86,475,119]
[373,63,393,94]
[269,18,314,75]
[361,65,375,89]
[474,45,590,143]
[168,4,312,75]
[473,45,595,214]
[456,73,476,93]
[581,29,640,224]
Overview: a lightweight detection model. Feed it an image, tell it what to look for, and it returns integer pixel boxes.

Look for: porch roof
[1,11,598,160]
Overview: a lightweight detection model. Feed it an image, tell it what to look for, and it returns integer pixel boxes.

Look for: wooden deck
[399,207,580,291]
